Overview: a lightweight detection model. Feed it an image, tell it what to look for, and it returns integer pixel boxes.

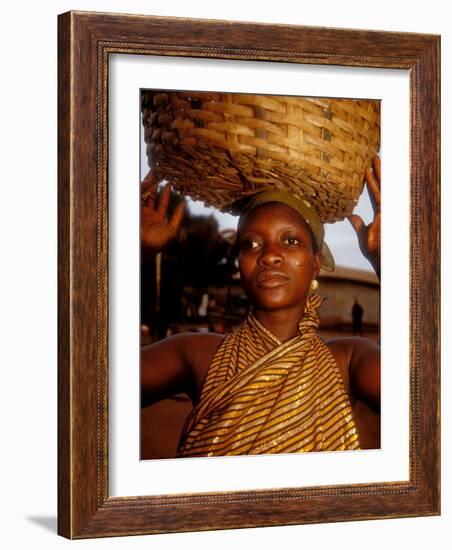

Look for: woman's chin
[251,296,307,313]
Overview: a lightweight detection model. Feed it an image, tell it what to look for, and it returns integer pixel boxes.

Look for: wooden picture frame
[58,10,440,538]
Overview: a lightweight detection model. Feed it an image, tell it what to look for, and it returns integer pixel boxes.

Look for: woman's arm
[348,156,381,280]
[141,332,224,407]
[327,337,380,414]
[140,173,188,406]
[141,334,192,407]
[349,338,380,414]
[345,156,382,412]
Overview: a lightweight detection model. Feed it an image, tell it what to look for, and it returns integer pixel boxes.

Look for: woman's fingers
[156,182,171,216]
[367,214,381,254]
[365,165,381,216]
[143,185,158,208]
[141,172,158,207]
[168,201,186,235]
[140,175,184,244]
[349,161,381,277]
[365,165,381,202]
[141,171,155,195]
[372,155,381,183]
[365,155,381,210]
[141,176,171,215]
[142,170,153,184]
[348,214,365,239]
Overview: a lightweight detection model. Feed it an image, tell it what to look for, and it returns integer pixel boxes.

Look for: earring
[310,279,319,291]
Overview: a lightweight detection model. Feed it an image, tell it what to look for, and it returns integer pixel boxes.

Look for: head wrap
[233,190,335,272]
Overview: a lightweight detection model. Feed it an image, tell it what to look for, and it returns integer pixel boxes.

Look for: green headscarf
[234,190,335,272]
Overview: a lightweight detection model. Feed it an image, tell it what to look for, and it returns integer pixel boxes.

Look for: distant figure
[352,297,364,336]
[198,292,209,317]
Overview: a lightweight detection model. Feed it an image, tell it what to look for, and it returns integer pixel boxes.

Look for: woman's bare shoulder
[184,332,226,364]
[325,336,379,356]
[323,336,380,397]
[328,336,381,414]
[141,332,226,407]
[146,331,225,367]
[172,331,225,353]
[176,332,226,402]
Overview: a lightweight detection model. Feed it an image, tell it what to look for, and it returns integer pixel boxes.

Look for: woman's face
[237,202,321,313]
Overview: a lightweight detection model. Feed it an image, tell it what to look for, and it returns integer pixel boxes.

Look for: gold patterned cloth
[177,294,360,457]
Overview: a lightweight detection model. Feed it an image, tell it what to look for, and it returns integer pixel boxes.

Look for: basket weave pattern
[142,91,380,222]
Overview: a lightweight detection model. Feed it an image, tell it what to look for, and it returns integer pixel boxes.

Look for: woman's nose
[258,244,283,266]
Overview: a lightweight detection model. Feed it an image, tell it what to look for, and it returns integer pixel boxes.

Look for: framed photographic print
[58,11,440,538]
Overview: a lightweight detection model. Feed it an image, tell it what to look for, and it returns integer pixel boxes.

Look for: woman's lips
[256,269,290,288]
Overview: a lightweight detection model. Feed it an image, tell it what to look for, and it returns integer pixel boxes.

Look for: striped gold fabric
[177,294,360,457]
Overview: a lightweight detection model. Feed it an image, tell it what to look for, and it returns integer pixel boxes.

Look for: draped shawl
[177,294,360,457]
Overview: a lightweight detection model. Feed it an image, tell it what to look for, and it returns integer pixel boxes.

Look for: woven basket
[141,91,380,223]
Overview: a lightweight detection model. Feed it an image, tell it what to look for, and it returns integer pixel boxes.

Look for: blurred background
[139,91,380,459]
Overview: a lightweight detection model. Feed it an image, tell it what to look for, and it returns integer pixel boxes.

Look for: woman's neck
[252,300,307,342]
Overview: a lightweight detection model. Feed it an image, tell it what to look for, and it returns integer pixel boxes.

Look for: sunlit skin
[140,157,382,448]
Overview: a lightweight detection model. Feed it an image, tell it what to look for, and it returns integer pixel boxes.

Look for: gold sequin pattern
[177,294,360,457]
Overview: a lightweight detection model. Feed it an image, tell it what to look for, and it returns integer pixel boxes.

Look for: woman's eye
[240,239,260,251]
[284,236,300,246]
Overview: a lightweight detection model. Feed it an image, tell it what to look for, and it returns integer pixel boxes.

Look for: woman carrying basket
[140,156,381,457]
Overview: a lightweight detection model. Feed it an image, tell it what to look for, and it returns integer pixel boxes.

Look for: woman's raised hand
[348,156,381,279]
[141,172,185,253]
